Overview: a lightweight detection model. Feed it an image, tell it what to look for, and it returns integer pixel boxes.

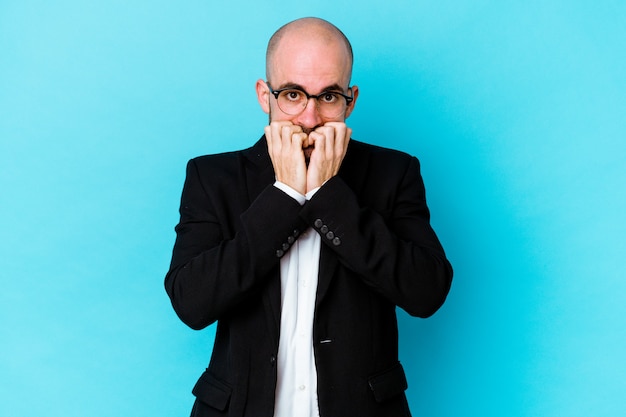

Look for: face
[256,31,359,155]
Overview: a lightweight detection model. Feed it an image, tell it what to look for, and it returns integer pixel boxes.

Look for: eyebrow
[276,82,346,93]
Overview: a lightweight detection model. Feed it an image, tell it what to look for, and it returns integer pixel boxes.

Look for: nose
[294,97,323,129]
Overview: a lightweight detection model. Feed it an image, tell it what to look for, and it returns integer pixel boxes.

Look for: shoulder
[337,139,424,198]
[190,146,249,167]
[187,137,268,174]
[349,138,416,159]
[346,139,420,173]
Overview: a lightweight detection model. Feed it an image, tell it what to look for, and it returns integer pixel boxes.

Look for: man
[165,17,452,417]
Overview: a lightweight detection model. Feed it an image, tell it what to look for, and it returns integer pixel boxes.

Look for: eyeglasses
[267,82,353,118]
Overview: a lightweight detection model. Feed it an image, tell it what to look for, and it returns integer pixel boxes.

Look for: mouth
[303,145,314,162]
[300,126,319,161]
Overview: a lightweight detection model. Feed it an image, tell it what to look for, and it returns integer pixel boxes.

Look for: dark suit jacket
[165,137,453,417]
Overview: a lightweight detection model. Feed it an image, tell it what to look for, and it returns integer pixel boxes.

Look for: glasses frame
[266,82,354,117]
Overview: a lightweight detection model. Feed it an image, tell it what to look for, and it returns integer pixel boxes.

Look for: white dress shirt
[273,181,321,417]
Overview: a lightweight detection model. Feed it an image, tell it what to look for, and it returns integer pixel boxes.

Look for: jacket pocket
[367,362,408,403]
[192,370,232,411]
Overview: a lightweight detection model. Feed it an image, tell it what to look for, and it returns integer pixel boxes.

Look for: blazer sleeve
[299,155,453,317]
[164,157,307,330]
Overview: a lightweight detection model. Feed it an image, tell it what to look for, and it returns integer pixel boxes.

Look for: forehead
[269,33,352,91]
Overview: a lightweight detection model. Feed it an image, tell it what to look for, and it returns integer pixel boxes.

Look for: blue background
[1,1,624,416]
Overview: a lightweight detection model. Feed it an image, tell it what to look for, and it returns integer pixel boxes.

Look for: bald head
[265,18,353,83]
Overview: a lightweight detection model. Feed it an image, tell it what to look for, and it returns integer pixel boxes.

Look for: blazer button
[314,219,323,228]
[270,355,276,366]
[293,229,300,237]
[282,242,290,251]
[332,237,341,246]
[325,231,334,240]
[276,249,284,258]
[320,225,329,234]
[287,236,295,244]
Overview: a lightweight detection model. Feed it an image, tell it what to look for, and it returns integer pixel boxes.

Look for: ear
[256,79,270,114]
[344,85,359,119]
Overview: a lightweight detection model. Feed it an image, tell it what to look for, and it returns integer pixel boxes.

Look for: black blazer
[165,137,452,417]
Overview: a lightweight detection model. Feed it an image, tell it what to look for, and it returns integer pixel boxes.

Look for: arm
[300,155,453,317]
[268,120,452,317]
[165,157,306,330]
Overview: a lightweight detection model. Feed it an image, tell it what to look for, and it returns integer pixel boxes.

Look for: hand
[265,121,309,195]
[306,122,351,193]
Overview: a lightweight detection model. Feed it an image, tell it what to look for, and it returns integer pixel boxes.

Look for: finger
[264,125,273,154]
[290,124,303,134]
[280,124,304,149]
[322,125,338,158]
[324,121,346,131]
[325,122,350,156]
[269,123,285,152]
[281,124,294,140]
[308,130,326,158]
[268,120,292,136]
[269,120,295,130]
[268,121,293,142]
[292,132,308,150]
[343,127,352,153]
[333,125,348,155]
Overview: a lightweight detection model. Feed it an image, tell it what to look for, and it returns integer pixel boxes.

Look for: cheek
[269,102,297,123]
[322,115,346,124]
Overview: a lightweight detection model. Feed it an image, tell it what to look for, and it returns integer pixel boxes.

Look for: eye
[282,90,305,102]
[320,92,339,104]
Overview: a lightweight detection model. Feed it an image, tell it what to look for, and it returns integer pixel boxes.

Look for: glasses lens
[277,90,347,117]
[277,90,306,115]
[317,92,345,117]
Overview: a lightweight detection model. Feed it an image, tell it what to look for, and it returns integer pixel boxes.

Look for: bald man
[165,17,452,417]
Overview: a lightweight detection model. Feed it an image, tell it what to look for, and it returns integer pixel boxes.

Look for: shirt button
[299,385,306,391]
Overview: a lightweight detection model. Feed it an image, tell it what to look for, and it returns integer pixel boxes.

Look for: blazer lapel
[315,244,339,309]
[241,137,282,347]
[315,140,370,308]
[336,139,370,198]
[241,136,275,203]
[238,138,371,342]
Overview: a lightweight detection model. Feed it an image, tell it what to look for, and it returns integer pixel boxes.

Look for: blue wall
[1,1,624,416]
